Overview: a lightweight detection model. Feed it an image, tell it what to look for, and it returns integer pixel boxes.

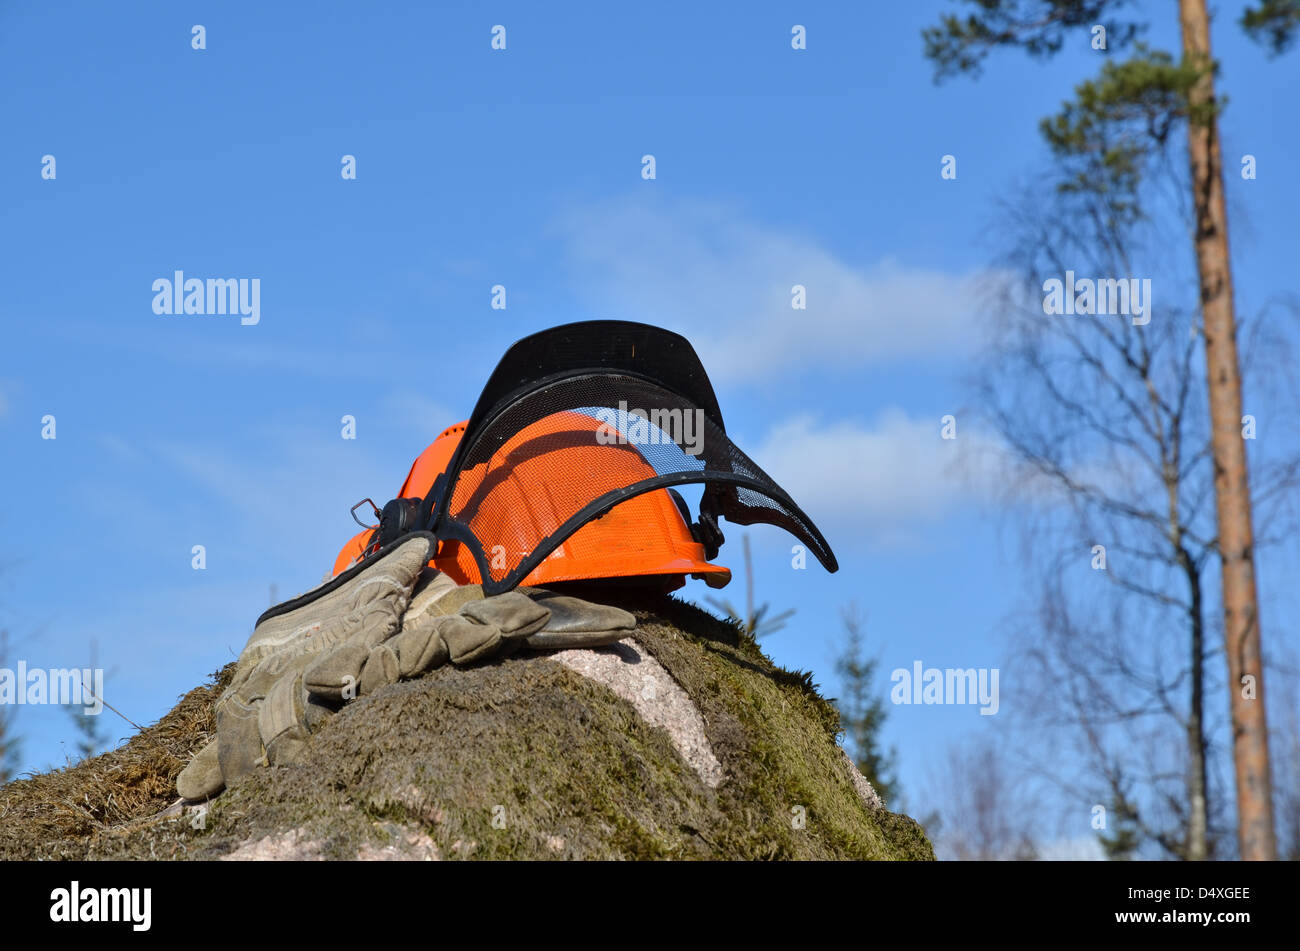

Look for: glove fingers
[259,656,317,767]
[303,644,371,702]
[215,693,265,785]
[211,648,292,783]
[527,594,635,633]
[176,737,224,801]
[302,690,336,733]
[359,644,400,694]
[522,593,636,649]
[461,592,550,638]
[441,615,505,665]
[524,627,631,650]
[302,569,462,700]
[388,621,450,677]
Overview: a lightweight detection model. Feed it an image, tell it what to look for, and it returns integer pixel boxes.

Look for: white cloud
[746,410,1009,548]
[555,196,1002,382]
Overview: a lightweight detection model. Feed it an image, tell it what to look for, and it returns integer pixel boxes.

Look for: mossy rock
[0,594,932,861]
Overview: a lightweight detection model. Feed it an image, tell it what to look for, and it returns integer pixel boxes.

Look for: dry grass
[0,665,233,860]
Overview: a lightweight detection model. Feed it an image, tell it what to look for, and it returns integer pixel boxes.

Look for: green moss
[7,594,933,861]
[628,596,932,860]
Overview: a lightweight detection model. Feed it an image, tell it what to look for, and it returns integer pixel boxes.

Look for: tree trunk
[1177,0,1275,860]
[1182,551,1208,861]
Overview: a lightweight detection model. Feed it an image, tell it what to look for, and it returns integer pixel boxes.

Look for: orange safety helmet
[333,416,732,591]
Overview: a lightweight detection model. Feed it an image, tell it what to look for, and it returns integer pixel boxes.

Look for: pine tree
[704,534,795,640]
[834,607,900,807]
[922,0,1294,862]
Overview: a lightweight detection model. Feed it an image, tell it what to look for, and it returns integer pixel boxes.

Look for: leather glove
[176,540,638,801]
[516,588,639,650]
[302,569,552,701]
[175,535,433,800]
[319,581,638,698]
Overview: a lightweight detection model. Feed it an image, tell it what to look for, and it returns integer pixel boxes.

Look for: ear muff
[668,488,725,561]
[376,496,424,548]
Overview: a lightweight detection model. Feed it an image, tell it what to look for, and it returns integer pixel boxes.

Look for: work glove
[514,588,640,650]
[176,534,434,800]
[176,540,638,801]
[302,570,551,700]
[301,574,637,699]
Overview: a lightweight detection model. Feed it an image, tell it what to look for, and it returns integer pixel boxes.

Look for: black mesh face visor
[422,320,838,594]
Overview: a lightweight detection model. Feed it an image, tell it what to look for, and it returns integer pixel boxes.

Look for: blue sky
[2,2,1297,852]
